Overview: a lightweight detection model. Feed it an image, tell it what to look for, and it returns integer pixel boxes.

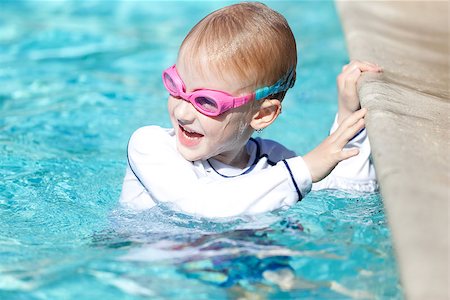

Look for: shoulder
[128,126,175,155]
[251,137,296,162]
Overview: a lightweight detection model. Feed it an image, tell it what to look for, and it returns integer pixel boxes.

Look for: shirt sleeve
[119,126,312,218]
[312,114,378,192]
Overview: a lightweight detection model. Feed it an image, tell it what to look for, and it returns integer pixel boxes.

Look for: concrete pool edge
[336,2,449,300]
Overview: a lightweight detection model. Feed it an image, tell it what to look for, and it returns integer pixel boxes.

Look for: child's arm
[303,60,382,184]
[303,108,367,182]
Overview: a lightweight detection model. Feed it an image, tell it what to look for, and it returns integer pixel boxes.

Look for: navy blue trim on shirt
[282,160,302,201]
[251,137,277,166]
[208,137,284,178]
[126,140,147,191]
[350,128,366,142]
[249,137,260,160]
[207,138,260,178]
[264,155,278,166]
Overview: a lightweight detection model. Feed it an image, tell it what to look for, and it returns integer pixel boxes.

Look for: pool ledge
[336,2,449,299]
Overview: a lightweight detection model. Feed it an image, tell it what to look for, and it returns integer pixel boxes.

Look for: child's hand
[303,108,367,183]
[337,60,382,124]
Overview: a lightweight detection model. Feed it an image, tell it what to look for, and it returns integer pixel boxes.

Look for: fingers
[339,148,360,161]
[339,116,365,144]
[331,108,367,145]
[335,108,367,132]
[341,60,383,73]
[342,68,362,100]
[338,60,382,92]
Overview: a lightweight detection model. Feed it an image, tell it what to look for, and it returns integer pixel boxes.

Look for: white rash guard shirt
[120,117,377,218]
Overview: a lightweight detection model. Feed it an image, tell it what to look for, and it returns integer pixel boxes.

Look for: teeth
[180,125,203,138]
[182,126,194,133]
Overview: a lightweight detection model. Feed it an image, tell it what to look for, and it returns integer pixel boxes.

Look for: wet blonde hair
[177,2,297,101]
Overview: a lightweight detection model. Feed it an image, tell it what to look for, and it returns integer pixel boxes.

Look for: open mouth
[178,125,204,147]
[180,125,203,138]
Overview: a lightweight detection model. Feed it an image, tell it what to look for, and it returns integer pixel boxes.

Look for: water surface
[0,1,402,299]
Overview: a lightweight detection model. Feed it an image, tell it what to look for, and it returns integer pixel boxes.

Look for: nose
[172,97,197,123]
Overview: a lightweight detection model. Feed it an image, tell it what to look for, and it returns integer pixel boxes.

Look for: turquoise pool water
[0,1,402,299]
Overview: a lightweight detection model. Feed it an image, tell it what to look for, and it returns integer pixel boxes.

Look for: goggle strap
[254,67,296,100]
[232,94,254,108]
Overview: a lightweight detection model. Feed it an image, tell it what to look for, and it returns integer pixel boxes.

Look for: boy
[120,2,381,218]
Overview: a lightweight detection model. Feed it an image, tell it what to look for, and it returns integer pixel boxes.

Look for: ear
[250,98,282,131]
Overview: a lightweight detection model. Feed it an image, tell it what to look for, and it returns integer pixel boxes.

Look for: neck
[212,144,250,169]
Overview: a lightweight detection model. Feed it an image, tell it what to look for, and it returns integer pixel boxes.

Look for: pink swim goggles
[162,65,295,117]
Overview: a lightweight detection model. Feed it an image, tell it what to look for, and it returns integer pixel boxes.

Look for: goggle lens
[163,72,178,96]
[194,96,219,114]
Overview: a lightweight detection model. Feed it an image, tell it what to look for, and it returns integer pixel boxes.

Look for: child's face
[167,61,255,166]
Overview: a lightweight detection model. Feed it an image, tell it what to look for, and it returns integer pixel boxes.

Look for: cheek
[208,113,248,142]
[167,96,175,111]
[167,96,179,118]
[198,116,223,137]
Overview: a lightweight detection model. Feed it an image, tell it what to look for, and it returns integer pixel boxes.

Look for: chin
[176,144,208,162]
